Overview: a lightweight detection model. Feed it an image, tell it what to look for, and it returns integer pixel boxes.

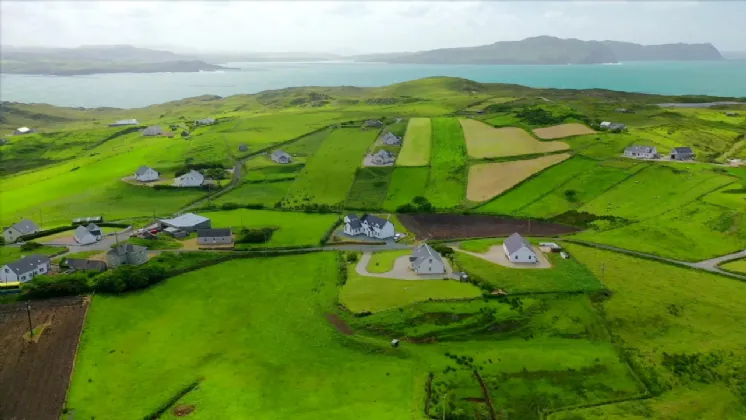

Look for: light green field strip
[397,118,431,166]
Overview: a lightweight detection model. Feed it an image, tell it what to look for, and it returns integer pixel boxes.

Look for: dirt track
[0,297,88,420]
[398,214,580,240]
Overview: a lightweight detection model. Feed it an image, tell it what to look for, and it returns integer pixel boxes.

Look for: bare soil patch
[532,123,596,140]
[398,214,580,240]
[467,153,571,201]
[325,313,354,335]
[0,297,88,420]
[173,404,196,417]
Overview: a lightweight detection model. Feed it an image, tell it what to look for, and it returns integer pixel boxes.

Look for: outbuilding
[142,125,163,136]
[670,147,695,161]
[14,127,34,135]
[66,259,107,273]
[109,119,140,127]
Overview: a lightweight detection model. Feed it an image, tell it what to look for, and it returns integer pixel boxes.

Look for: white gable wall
[504,245,538,263]
[136,168,159,182]
[3,227,23,244]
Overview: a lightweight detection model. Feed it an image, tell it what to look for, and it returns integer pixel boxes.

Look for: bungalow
[160,213,211,232]
[503,233,538,264]
[135,165,160,182]
[271,150,292,164]
[197,228,233,246]
[0,254,51,283]
[73,225,98,245]
[173,170,204,187]
[600,122,627,132]
[409,244,446,275]
[106,244,148,268]
[108,119,140,127]
[343,214,395,239]
[3,219,40,243]
[363,120,384,128]
[65,258,107,273]
[142,125,163,136]
[14,127,34,135]
[624,145,658,159]
[670,147,695,161]
[196,118,216,126]
[371,150,395,165]
[381,132,402,145]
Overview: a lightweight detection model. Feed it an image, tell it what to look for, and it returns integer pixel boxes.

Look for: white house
[503,233,538,264]
[371,150,395,165]
[73,225,97,245]
[271,150,292,164]
[381,132,402,145]
[624,146,658,159]
[3,219,40,243]
[197,228,233,246]
[135,166,160,182]
[0,254,51,283]
[109,119,139,127]
[343,214,395,239]
[409,244,446,274]
[174,170,204,187]
[14,127,33,135]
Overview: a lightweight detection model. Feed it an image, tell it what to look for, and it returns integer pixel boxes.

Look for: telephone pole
[26,301,34,337]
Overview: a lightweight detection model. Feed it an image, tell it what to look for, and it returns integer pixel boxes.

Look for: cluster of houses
[134,166,207,187]
[623,146,695,161]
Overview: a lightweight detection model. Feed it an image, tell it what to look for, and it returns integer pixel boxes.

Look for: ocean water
[1,60,745,109]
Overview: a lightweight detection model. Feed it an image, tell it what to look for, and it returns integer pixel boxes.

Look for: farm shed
[271,150,292,164]
[196,118,216,125]
[503,233,538,264]
[135,166,160,182]
[0,254,51,283]
[624,145,658,159]
[73,216,103,225]
[197,228,233,246]
[109,119,139,127]
[239,144,249,152]
[409,244,446,274]
[725,112,740,117]
[363,120,384,128]
[107,244,148,268]
[600,122,626,132]
[66,259,107,273]
[3,219,40,243]
[670,147,695,161]
[160,213,211,232]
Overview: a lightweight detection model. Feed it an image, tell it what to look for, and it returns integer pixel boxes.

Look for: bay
[1,60,745,109]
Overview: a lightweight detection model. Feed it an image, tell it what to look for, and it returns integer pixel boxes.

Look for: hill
[602,40,724,61]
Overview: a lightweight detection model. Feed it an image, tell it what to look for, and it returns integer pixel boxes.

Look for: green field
[202,209,338,248]
[397,118,431,166]
[365,250,410,273]
[212,180,294,207]
[345,167,394,210]
[282,128,376,208]
[720,258,746,274]
[426,118,468,208]
[382,167,430,211]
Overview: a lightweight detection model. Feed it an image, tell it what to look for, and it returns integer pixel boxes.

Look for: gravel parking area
[355,252,453,280]
[454,245,552,269]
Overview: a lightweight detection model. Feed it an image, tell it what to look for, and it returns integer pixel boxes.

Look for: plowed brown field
[398,214,580,240]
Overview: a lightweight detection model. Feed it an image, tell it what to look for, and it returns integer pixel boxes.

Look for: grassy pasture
[467,153,571,202]
[464,96,519,111]
[426,118,468,208]
[720,258,746,274]
[243,164,303,182]
[453,248,604,293]
[345,167,394,210]
[532,123,596,139]
[382,167,430,211]
[366,250,411,273]
[282,128,376,208]
[397,117,432,166]
[340,264,482,313]
[579,164,735,220]
[565,244,746,416]
[702,183,746,210]
[0,245,63,266]
[460,119,569,158]
[475,156,601,215]
[212,180,294,208]
[629,125,742,161]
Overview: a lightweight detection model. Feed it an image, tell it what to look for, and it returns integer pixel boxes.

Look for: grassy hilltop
[2,77,746,419]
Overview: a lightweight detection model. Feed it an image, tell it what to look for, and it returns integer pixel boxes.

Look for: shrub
[432,245,454,257]
[345,252,359,263]
[20,241,42,251]
[21,273,93,299]
[236,227,276,244]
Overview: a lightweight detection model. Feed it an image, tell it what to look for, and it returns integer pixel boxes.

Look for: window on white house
[39,267,45,272]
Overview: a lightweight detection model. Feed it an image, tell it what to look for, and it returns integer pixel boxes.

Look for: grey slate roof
[504,233,532,255]
[160,213,210,228]
[87,223,101,233]
[107,243,147,257]
[66,258,107,272]
[410,244,443,266]
[625,145,656,154]
[74,225,94,239]
[346,214,359,221]
[672,147,694,154]
[197,228,232,238]
[271,150,291,160]
[374,150,395,159]
[5,254,50,275]
[361,214,390,229]
[135,165,157,176]
[142,125,163,136]
[9,219,39,235]
[348,220,362,230]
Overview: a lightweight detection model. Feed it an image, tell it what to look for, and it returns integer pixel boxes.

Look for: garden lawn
[467,153,571,202]
[564,244,746,417]
[382,167,429,211]
[460,119,569,158]
[0,245,64,266]
[345,167,394,210]
[453,249,604,293]
[341,265,481,313]
[66,254,421,420]
[203,209,338,248]
[532,123,596,140]
[720,258,746,274]
[282,128,376,207]
[397,117,431,166]
[425,118,468,208]
[366,250,410,273]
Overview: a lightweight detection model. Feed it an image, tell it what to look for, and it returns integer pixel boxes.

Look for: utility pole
[26,301,33,337]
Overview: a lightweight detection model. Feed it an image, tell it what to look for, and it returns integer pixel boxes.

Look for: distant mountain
[722,51,746,60]
[1,45,194,63]
[601,41,723,61]
[354,36,724,65]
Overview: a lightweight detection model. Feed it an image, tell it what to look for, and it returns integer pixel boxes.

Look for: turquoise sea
[1,60,745,109]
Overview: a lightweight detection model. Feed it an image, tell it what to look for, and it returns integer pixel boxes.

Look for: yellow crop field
[459,119,569,158]
[397,118,431,166]
[533,123,596,139]
[467,153,572,202]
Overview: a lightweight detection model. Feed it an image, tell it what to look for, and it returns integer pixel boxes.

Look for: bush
[236,227,276,244]
[344,252,359,263]
[20,241,42,251]
[21,272,93,299]
[432,245,454,257]
[397,196,434,213]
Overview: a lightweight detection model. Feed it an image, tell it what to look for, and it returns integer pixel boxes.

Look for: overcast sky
[1,1,744,54]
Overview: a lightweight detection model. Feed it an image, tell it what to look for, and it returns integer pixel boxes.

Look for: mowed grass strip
[426,118,468,208]
[721,258,746,274]
[532,123,596,140]
[467,153,571,202]
[397,118,431,166]
[366,250,410,273]
[382,167,429,211]
[459,119,569,158]
[282,128,376,207]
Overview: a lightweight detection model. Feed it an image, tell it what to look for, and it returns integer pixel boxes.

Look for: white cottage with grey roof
[271,150,292,164]
[3,219,40,243]
[142,125,163,137]
[503,233,538,264]
[135,165,160,182]
[0,254,51,283]
[173,170,204,187]
[624,145,658,159]
[344,214,395,239]
[409,244,445,274]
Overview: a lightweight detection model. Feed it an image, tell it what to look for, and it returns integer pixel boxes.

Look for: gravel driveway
[453,245,552,269]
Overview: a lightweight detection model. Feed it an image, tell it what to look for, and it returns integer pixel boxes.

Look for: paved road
[42,227,134,256]
[563,240,746,281]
